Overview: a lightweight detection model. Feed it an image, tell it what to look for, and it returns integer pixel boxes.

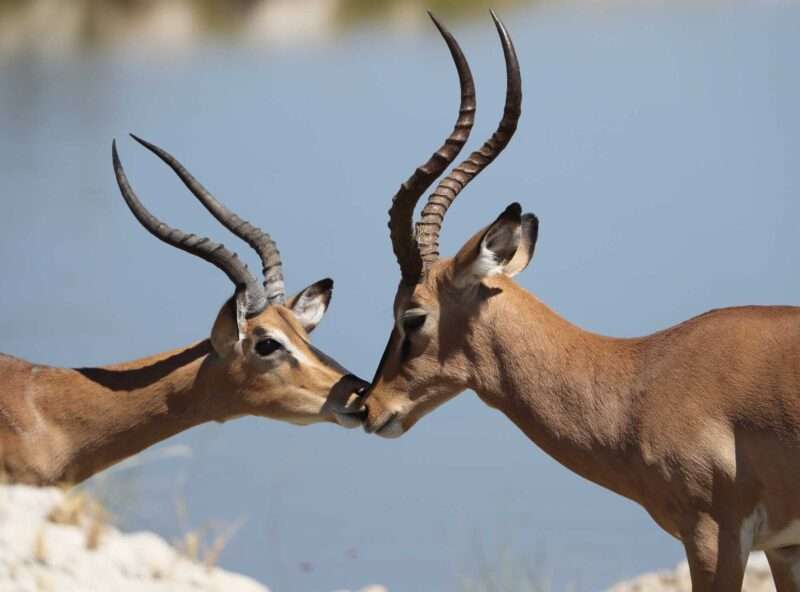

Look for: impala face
[360,12,526,436]
[364,207,538,437]
[208,280,368,428]
[364,263,468,437]
[113,136,367,429]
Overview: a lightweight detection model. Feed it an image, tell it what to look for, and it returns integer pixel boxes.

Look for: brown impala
[0,136,367,486]
[364,12,800,592]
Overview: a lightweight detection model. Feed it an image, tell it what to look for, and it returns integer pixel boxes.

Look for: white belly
[743,504,800,552]
[758,520,800,550]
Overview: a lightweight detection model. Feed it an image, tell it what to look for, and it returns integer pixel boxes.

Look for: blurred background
[1,0,799,590]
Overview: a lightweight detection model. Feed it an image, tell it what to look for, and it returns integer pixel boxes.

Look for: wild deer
[0,135,367,487]
[363,13,800,591]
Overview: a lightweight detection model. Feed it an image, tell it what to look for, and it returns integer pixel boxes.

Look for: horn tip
[490,9,508,34]
[111,139,120,163]
[427,11,444,31]
[129,133,148,147]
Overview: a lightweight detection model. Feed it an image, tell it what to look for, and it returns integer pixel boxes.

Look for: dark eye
[255,338,283,357]
[402,314,426,333]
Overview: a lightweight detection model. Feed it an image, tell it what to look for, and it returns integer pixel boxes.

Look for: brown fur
[0,298,366,486]
[366,219,800,592]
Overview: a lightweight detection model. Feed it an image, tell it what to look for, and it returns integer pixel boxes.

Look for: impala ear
[503,213,539,277]
[210,295,244,355]
[453,203,523,285]
[288,278,333,333]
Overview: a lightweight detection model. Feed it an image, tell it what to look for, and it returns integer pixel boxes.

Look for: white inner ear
[472,239,509,279]
[292,294,326,330]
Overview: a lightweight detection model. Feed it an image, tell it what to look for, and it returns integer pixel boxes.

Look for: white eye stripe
[258,329,312,365]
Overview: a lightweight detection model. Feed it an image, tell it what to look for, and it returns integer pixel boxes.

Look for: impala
[0,136,367,486]
[364,13,800,592]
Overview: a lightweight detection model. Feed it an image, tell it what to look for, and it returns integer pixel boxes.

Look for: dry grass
[460,546,552,592]
[174,523,242,569]
[173,493,243,570]
[32,526,47,564]
[41,445,239,570]
[46,488,111,550]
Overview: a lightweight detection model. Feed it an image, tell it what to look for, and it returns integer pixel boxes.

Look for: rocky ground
[0,484,384,592]
[1,482,782,592]
[610,553,775,592]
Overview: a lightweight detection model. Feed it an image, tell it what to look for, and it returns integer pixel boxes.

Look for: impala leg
[766,546,800,591]
[682,514,747,591]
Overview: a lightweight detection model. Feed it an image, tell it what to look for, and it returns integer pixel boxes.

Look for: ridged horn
[387,12,476,286]
[415,11,522,268]
[112,139,268,317]
[128,134,286,305]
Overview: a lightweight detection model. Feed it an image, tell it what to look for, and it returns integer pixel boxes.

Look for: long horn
[387,12,476,286]
[128,134,286,305]
[112,140,268,317]
[415,11,521,268]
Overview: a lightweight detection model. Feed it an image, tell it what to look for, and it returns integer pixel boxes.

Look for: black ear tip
[522,212,539,228]
[500,202,522,220]
[317,277,334,291]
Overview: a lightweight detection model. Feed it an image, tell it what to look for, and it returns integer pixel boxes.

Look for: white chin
[376,417,404,439]
[333,412,363,429]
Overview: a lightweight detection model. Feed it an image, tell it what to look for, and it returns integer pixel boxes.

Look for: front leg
[682,513,748,591]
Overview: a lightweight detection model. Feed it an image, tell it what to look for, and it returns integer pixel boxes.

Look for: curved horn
[128,134,286,305]
[112,140,268,317]
[387,12,476,286]
[415,11,522,268]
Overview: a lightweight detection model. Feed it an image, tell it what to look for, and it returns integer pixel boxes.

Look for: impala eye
[402,313,426,333]
[255,338,283,357]
[400,312,426,361]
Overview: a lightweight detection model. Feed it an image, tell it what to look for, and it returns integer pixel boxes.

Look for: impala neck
[471,282,644,502]
[15,341,224,485]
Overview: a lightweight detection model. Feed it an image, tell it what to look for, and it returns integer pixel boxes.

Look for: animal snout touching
[326,374,369,428]
[363,400,404,439]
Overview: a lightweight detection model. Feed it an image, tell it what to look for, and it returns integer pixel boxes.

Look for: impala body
[0,136,366,486]
[364,14,800,591]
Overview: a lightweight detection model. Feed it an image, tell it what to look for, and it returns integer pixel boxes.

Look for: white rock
[0,484,269,592]
[610,552,775,591]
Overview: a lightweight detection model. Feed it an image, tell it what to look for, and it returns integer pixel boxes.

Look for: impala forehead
[251,306,307,338]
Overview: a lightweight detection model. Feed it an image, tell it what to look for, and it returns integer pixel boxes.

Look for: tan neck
[2,341,222,485]
[470,285,644,501]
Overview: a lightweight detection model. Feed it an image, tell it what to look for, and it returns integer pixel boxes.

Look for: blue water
[1,2,799,590]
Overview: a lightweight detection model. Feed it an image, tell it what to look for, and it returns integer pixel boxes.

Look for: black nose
[342,374,369,396]
[326,374,368,408]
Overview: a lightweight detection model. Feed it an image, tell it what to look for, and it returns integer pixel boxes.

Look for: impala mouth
[327,380,369,428]
[364,411,402,438]
[333,407,367,429]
